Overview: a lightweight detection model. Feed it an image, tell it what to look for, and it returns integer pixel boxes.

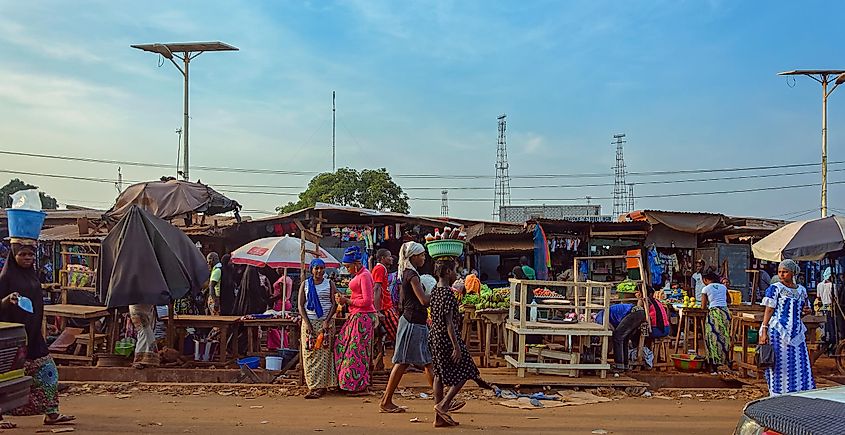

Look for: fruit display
[493,287,510,298]
[474,291,509,310]
[682,295,701,308]
[461,293,480,306]
[533,288,562,298]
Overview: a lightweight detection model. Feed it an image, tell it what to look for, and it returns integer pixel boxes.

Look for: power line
[1,149,842,180]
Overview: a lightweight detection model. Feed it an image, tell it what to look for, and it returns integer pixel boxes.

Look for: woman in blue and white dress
[759,259,816,396]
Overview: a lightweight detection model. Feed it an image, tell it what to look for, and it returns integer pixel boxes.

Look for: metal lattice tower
[627,183,635,215]
[441,190,449,216]
[493,114,511,220]
[612,134,629,217]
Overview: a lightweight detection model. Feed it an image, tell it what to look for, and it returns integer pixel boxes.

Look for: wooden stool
[479,311,507,367]
[460,308,484,354]
[74,333,108,356]
[652,337,673,370]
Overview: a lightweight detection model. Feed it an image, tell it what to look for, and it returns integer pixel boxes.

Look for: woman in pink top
[334,246,377,394]
[267,271,294,349]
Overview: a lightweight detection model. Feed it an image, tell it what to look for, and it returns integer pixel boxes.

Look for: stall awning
[628,210,724,234]
[469,238,535,253]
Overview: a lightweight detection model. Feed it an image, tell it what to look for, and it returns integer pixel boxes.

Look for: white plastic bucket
[265,356,283,371]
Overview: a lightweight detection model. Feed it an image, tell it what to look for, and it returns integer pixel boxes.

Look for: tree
[0,179,58,209]
[277,168,410,214]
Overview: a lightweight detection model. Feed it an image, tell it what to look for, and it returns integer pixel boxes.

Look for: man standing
[206,252,222,315]
[372,249,399,371]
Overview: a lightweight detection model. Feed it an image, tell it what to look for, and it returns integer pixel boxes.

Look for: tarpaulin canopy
[752,215,845,261]
[633,210,725,234]
[105,179,241,221]
[97,205,210,308]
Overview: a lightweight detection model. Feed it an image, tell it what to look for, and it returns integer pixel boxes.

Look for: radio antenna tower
[627,183,635,216]
[493,114,511,220]
[332,91,336,172]
[441,190,449,216]
[612,134,629,217]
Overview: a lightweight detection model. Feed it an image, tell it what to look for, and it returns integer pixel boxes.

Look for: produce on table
[533,288,561,298]
[616,279,639,293]
[464,274,481,293]
[493,287,510,298]
[461,293,480,306]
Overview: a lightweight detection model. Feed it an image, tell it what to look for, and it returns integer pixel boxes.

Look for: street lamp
[131,41,238,182]
[778,69,845,218]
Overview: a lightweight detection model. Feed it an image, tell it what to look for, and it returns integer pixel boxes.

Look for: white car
[734,386,845,435]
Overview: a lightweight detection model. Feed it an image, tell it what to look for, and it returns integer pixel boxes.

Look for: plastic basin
[671,353,705,373]
[6,209,46,240]
[425,240,465,258]
[237,356,260,369]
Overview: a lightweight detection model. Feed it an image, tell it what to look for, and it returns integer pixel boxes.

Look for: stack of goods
[532,288,564,301]
[615,279,639,294]
[460,283,509,310]
[424,226,467,242]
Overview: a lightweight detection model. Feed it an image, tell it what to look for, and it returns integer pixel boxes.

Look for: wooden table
[674,307,707,354]
[476,309,507,368]
[240,318,301,355]
[165,315,242,364]
[43,304,113,365]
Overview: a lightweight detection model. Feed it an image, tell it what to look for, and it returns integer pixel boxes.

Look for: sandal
[379,405,406,413]
[0,420,17,429]
[44,414,76,425]
[304,389,324,399]
[434,406,458,427]
[448,400,466,412]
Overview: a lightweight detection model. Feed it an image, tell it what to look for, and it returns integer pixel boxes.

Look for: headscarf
[778,259,800,275]
[306,259,326,318]
[219,254,235,315]
[398,241,424,277]
[234,266,268,316]
[0,243,48,359]
[342,246,363,264]
[823,267,832,281]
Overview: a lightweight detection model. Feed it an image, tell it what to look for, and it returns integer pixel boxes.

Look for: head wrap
[823,267,832,281]
[310,258,326,270]
[342,246,363,264]
[306,258,327,318]
[398,241,425,276]
[778,259,800,275]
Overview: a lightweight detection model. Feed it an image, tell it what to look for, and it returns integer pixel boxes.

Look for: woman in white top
[701,272,731,374]
[296,259,338,399]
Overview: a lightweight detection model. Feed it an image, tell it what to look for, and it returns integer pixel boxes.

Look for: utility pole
[175,127,183,178]
[332,91,336,172]
[441,190,449,217]
[493,114,511,221]
[778,69,845,217]
[115,167,123,193]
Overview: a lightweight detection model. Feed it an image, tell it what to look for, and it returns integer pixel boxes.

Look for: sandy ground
[1,389,747,434]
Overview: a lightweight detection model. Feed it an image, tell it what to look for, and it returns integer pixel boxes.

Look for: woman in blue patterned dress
[759,259,816,396]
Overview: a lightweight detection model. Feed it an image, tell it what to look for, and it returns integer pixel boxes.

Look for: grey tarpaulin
[105,179,241,222]
[752,215,845,261]
[97,205,210,308]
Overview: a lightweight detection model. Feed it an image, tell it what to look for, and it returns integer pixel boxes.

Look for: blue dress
[762,283,816,396]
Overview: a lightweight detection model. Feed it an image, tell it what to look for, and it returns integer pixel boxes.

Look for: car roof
[745,387,845,434]
[787,386,845,404]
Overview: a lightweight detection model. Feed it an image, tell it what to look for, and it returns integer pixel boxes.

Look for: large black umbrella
[97,205,210,308]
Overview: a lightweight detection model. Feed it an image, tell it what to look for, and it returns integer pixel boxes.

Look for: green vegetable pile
[616,279,639,293]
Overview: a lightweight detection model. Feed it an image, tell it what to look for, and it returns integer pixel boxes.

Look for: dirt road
[4,390,746,434]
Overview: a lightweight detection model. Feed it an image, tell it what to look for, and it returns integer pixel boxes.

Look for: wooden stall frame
[505,278,613,378]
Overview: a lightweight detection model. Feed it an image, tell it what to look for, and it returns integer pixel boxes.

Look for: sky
[0,0,844,221]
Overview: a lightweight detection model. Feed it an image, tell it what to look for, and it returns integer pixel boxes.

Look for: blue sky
[0,0,843,220]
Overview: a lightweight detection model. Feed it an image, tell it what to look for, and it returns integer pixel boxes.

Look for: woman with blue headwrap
[759,259,816,395]
[333,246,377,394]
[297,258,338,399]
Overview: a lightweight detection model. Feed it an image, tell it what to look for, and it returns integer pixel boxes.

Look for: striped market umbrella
[231,236,340,269]
[752,215,845,261]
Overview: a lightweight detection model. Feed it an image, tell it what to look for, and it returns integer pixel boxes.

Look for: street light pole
[778,70,845,218]
[131,41,238,182]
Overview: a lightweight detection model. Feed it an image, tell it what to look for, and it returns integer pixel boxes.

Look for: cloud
[511,131,546,154]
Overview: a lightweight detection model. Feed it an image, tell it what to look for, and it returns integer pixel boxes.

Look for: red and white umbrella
[230,236,340,269]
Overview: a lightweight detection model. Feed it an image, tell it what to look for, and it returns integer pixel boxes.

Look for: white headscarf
[398,241,425,276]
[420,274,437,296]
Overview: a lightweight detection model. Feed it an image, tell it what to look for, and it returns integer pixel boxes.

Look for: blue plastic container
[237,356,260,369]
[6,209,46,239]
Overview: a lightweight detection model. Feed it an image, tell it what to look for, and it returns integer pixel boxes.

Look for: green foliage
[277,168,409,214]
[0,179,58,209]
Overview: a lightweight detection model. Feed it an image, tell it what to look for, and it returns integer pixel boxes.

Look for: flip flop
[304,390,324,399]
[44,414,76,425]
[448,400,466,412]
[434,406,459,427]
[379,405,407,413]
